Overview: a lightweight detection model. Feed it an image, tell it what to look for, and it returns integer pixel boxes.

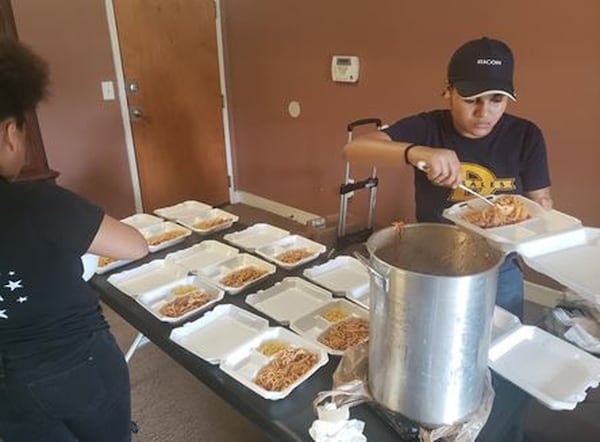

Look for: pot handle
[353,251,390,293]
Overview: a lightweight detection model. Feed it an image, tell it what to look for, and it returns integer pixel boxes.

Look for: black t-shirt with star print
[0,177,107,358]
[383,110,551,222]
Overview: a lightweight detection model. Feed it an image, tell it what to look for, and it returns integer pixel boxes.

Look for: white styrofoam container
[517,227,600,304]
[136,275,224,323]
[170,304,269,364]
[107,259,188,298]
[93,255,132,275]
[154,200,212,220]
[198,253,276,294]
[290,298,369,356]
[165,240,239,273]
[139,221,192,253]
[303,256,370,309]
[121,213,164,230]
[176,208,240,235]
[220,327,328,400]
[223,223,289,251]
[245,277,333,325]
[442,195,582,251]
[489,307,600,410]
[255,235,327,270]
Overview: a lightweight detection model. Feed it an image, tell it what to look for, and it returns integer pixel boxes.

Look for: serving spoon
[415,160,496,207]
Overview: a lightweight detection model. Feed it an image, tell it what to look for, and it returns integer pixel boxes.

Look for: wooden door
[113,0,229,212]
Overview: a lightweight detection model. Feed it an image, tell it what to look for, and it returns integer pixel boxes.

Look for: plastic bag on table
[313,342,495,442]
[544,290,600,354]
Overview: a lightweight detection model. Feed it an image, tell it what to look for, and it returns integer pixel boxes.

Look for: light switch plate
[101,81,115,101]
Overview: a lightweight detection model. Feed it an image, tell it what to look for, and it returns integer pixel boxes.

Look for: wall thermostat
[331,55,360,83]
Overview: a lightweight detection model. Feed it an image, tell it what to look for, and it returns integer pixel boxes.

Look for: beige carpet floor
[103,303,265,442]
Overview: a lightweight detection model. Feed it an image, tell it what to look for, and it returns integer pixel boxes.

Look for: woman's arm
[343,131,462,188]
[525,187,553,210]
[87,214,149,260]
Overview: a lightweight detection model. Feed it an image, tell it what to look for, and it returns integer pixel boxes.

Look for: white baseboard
[524,280,563,307]
[232,191,321,225]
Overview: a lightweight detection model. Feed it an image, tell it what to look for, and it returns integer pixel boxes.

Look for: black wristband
[404,143,419,165]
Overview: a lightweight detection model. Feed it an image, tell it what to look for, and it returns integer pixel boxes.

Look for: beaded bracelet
[403,143,419,165]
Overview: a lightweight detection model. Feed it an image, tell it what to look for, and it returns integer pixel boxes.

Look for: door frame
[103,0,235,213]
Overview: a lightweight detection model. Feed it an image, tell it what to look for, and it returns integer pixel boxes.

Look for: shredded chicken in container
[318,317,369,351]
[158,290,212,318]
[221,266,267,287]
[462,195,530,228]
[254,347,318,391]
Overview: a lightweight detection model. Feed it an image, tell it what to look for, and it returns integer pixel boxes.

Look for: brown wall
[9,1,600,230]
[222,0,600,227]
[12,0,135,218]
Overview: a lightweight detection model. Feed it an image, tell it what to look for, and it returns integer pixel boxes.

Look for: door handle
[129,107,143,122]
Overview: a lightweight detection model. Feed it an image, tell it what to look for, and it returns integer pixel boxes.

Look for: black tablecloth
[90,208,530,441]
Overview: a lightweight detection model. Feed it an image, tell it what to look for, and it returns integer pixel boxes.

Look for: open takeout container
[176,208,239,235]
[223,223,290,251]
[107,259,188,298]
[197,253,276,294]
[165,240,239,273]
[303,256,370,309]
[139,221,192,253]
[255,234,327,270]
[443,194,582,251]
[154,200,212,220]
[245,277,333,325]
[445,196,600,305]
[170,304,328,400]
[136,275,224,323]
[290,298,369,356]
[489,306,600,410]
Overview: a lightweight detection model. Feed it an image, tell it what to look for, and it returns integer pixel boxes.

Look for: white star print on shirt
[4,280,23,291]
[17,296,27,303]
[0,309,7,319]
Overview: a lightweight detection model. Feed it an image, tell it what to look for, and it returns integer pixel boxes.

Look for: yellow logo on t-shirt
[448,162,516,202]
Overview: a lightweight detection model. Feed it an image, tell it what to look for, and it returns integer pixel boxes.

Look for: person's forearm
[343,134,413,167]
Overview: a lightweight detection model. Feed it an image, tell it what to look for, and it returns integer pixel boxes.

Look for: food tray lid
[223,223,290,251]
[219,326,328,400]
[245,277,333,324]
[176,208,240,234]
[165,240,239,273]
[488,320,600,410]
[303,256,369,305]
[121,213,164,230]
[169,304,269,364]
[139,221,192,253]
[442,195,582,251]
[107,259,188,298]
[136,275,225,323]
[254,234,327,269]
[290,298,369,356]
[154,200,212,220]
[517,227,600,303]
[197,253,276,294]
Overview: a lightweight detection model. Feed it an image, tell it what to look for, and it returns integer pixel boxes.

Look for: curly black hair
[0,38,49,129]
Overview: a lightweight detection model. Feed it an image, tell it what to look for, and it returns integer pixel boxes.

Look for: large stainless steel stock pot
[360,223,504,427]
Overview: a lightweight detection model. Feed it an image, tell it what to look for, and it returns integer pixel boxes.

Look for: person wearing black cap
[344,37,553,319]
[0,39,148,441]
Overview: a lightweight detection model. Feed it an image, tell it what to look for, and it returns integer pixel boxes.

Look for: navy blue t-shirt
[0,178,107,357]
[383,110,551,222]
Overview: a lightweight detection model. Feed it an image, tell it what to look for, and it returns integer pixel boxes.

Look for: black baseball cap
[447,37,516,101]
